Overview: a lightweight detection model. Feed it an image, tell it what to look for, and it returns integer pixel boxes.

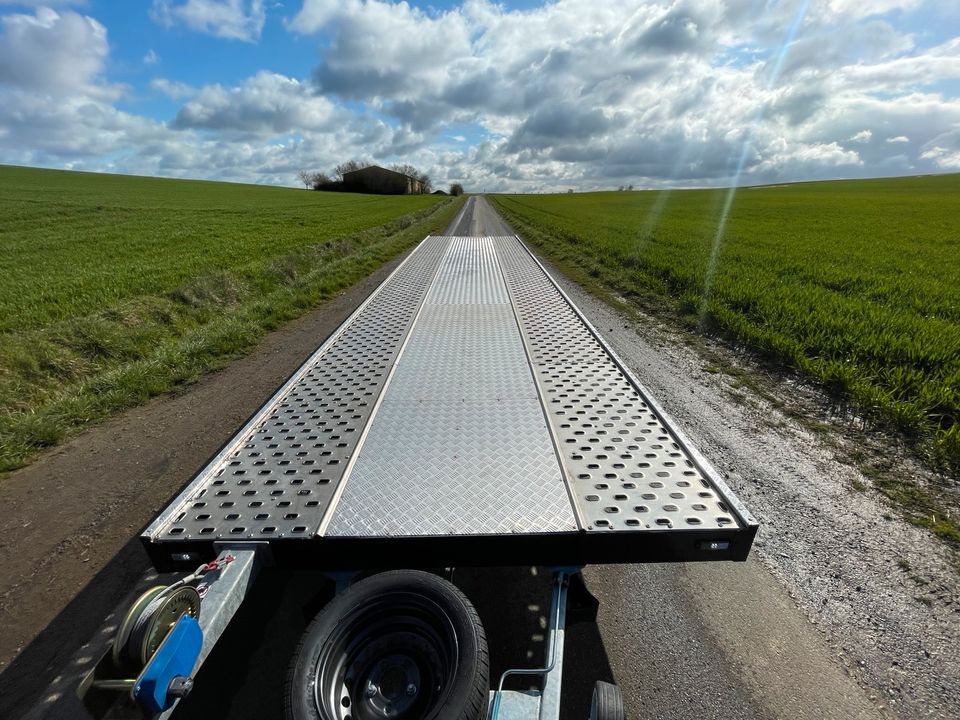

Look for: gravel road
[1,196,956,720]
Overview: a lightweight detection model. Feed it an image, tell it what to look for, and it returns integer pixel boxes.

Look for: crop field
[0,165,463,471]
[490,175,960,484]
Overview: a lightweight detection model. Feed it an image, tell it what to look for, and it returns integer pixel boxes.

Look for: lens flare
[699,0,810,327]
[633,138,698,262]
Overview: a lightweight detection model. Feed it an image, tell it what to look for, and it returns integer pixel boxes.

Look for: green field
[0,165,463,471]
[490,176,960,485]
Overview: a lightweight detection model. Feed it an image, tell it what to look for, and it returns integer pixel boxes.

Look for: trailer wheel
[285,570,488,720]
[589,681,624,720]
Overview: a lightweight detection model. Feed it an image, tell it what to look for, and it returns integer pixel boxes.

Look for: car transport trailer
[79,233,758,720]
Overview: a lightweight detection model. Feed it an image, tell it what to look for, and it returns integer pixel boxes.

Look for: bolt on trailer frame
[83,233,757,718]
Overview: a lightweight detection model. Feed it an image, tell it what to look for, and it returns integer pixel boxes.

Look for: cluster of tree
[449,183,464,196]
[297,169,330,189]
[617,184,635,191]
[390,163,432,193]
[297,161,433,193]
[296,161,361,191]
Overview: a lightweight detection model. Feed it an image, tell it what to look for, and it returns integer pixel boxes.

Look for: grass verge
[488,177,960,476]
[0,189,464,472]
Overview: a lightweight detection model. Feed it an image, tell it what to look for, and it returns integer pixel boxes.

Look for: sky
[0,0,958,192]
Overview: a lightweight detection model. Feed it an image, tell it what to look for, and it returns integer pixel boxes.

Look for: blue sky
[1,1,959,191]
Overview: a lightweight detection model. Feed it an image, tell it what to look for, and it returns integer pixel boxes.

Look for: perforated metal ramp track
[147,235,449,542]
[492,236,748,533]
[144,234,757,568]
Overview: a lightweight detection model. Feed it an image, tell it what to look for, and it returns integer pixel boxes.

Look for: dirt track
[1,197,957,719]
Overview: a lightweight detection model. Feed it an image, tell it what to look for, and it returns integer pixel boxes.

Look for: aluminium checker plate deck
[143,234,757,571]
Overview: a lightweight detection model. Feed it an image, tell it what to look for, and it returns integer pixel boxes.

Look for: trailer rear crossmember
[143,234,756,570]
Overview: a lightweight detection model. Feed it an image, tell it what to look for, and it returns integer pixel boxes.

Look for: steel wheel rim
[312,591,459,720]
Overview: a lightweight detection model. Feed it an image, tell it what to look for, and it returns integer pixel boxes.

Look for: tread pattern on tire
[591,680,625,720]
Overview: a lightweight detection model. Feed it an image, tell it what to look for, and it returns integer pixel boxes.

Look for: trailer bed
[143,234,757,570]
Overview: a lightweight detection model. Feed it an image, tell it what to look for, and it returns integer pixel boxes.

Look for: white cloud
[833,37,960,93]
[144,48,160,65]
[921,148,960,168]
[277,0,960,190]
[2,0,960,191]
[285,0,342,32]
[150,77,195,99]
[0,7,115,98]
[151,0,265,42]
[171,71,342,135]
[919,145,957,165]
[0,7,433,188]
[292,0,472,106]
[886,135,910,143]
[822,0,925,20]
[756,140,863,173]
[919,128,960,168]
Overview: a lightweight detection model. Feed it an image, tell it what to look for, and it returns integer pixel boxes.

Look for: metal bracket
[488,567,578,720]
[155,544,267,719]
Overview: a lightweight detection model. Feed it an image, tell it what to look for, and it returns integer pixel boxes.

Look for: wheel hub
[358,654,421,717]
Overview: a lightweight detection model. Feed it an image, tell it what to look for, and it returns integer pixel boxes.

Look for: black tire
[285,570,489,720]
[590,681,624,720]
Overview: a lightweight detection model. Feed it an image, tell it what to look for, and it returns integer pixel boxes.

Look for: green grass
[489,175,960,475]
[0,165,446,332]
[0,165,464,471]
